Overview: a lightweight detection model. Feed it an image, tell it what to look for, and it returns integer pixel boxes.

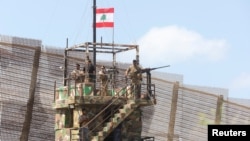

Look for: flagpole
[93,0,97,94]
[93,0,96,66]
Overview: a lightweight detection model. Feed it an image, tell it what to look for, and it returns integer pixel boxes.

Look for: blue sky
[1,0,250,99]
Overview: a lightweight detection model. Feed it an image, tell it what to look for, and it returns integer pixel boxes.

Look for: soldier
[71,63,83,84]
[83,59,95,82]
[125,59,142,99]
[78,108,89,141]
[98,66,108,96]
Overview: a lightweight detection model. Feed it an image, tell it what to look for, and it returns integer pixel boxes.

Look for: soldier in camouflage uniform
[98,66,108,96]
[125,60,142,99]
[71,63,83,84]
[78,108,89,141]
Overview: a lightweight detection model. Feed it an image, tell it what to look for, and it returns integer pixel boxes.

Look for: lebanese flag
[96,8,114,28]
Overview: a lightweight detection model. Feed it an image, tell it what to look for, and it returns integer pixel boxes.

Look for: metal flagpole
[93,0,97,95]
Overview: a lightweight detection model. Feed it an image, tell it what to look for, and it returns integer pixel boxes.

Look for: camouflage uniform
[126,60,142,99]
[71,63,83,84]
[98,66,108,96]
[78,109,89,141]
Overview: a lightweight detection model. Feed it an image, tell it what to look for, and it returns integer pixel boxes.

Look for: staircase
[90,99,138,141]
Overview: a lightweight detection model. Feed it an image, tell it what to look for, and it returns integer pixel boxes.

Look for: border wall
[0,35,249,141]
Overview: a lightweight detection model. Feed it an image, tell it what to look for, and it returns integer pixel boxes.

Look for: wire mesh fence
[0,35,249,141]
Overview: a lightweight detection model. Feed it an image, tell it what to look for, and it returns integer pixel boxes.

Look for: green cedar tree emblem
[100,14,107,21]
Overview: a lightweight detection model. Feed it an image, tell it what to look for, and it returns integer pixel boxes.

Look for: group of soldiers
[70,59,143,98]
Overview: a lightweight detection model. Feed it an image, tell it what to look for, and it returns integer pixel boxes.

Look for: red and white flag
[96,8,114,28]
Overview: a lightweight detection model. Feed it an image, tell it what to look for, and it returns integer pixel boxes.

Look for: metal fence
[0,35,249,141]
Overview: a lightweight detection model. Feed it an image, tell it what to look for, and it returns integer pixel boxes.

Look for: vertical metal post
[113,52,116,89]
[146,72,152,97]
[136,45,139,63]
[215,95,223,124]
[167,81,179,141]
[64,38,68,86]
[20,47,41,141]
[54,81,56,102]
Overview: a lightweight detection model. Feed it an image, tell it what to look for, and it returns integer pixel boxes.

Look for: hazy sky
[1,0,250,99]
